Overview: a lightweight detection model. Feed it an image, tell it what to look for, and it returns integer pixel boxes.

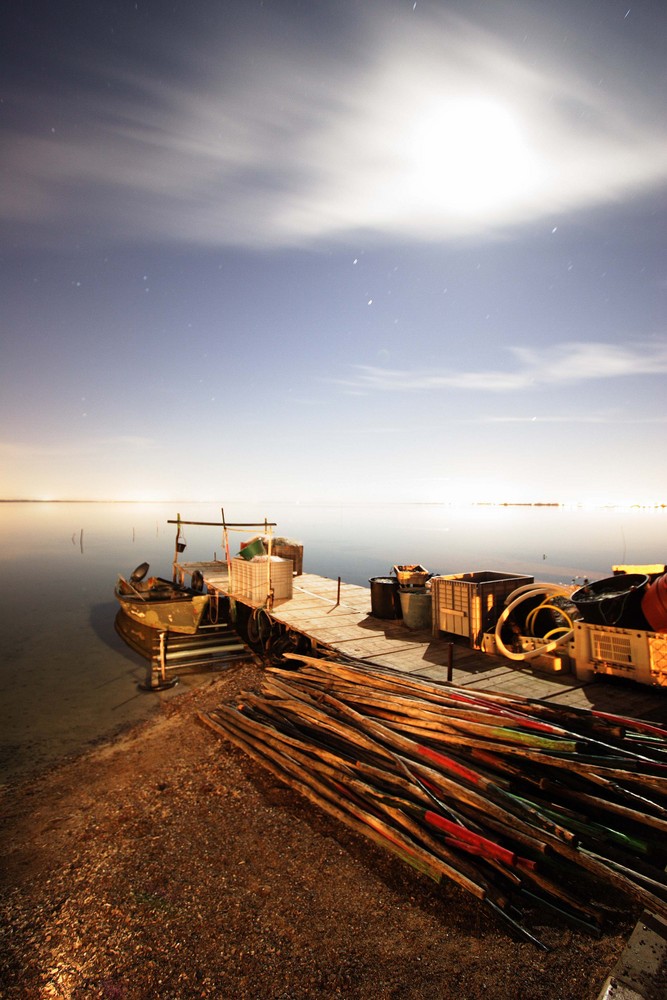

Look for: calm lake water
[1,500,665,784]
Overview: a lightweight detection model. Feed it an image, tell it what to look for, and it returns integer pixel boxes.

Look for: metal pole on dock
[222,508,231,582]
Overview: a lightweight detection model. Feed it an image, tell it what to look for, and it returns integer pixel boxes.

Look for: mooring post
[173,512,181,581]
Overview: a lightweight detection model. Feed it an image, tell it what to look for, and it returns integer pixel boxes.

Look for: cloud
[3,2,667,249]
[0,436,155,459]
[481,414,667,425]
[336,340,667,393]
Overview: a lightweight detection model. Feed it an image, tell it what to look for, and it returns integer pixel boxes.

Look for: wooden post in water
[172,512,181,582]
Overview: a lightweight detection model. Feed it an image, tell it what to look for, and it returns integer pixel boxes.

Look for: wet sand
[0,661,635,999]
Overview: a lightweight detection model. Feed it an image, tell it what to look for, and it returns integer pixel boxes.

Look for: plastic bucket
[238,537,266,561]
[399,588,432,630]
[571,574,649,629]
[641,573,667,632]
[369,577,402,619]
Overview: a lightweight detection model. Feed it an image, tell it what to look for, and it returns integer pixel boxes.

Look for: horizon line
[1,498,665,510]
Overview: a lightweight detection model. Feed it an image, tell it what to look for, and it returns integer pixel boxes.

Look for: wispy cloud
[480,414,667,425]
[3,3,666,249]
[0,436,155,458]
[336,340,667,394]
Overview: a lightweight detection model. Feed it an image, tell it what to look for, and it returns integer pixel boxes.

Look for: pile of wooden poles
[198,653,667,949]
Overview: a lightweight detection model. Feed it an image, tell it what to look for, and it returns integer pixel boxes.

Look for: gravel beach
[0,661,635,999]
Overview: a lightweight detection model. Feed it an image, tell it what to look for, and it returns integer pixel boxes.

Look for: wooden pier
[175,561,666,724]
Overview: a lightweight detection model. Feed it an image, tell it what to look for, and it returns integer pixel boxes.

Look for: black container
[369,577,402,619]
[571,574,650,629]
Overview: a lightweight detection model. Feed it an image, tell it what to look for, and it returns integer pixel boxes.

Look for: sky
[2,0,666,506]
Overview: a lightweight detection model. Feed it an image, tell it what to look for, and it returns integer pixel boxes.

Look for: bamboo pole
[198,653,667,938]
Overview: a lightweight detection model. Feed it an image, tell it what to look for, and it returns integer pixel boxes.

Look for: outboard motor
[130,562,150,584]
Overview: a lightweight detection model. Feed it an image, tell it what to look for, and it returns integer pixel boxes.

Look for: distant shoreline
[1,499,665,509]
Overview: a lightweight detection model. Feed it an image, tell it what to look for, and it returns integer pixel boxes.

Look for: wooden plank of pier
[176,563,666,722]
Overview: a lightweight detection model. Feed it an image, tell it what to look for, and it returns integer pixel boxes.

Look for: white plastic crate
[482,633,574,674]
[230,556,293,603]
[573,622,667,686]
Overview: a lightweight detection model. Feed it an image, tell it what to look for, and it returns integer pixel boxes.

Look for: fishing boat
[115,561,209,635]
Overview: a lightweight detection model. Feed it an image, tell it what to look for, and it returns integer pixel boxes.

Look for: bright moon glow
[2,4,666,507]
[405,97,540,214]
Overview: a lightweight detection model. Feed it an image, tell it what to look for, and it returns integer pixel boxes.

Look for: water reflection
[0,501,664,783]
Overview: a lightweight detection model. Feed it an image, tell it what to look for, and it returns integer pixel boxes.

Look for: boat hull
[115,588,209,634]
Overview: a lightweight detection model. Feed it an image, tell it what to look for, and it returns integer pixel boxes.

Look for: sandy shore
[0,661,636,999]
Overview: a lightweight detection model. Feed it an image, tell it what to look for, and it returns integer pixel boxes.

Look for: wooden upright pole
[172,512,181,582]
